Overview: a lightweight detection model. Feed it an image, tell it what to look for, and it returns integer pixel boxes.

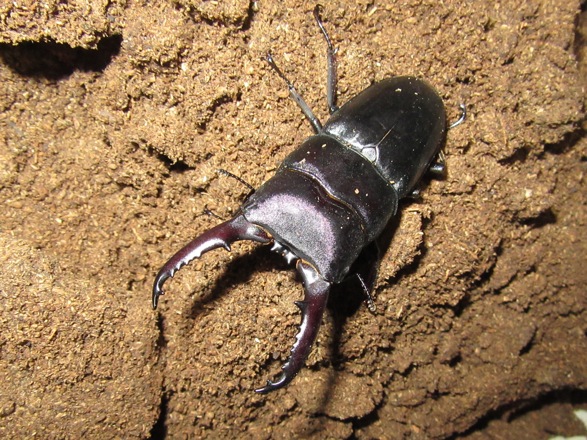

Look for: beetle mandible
[152,5,465,394]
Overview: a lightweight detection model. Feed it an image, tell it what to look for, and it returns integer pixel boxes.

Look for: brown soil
[1,0,586,439]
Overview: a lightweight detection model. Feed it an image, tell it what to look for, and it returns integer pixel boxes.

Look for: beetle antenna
[265,52,323,133]
[216,169,255,199]
[314,5,338,114]
[449,103,466,129]
[203,207,223,220]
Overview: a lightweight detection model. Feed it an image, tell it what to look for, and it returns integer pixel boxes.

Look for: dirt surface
[1,0,586,439]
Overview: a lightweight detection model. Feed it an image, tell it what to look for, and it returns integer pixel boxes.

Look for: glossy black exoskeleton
[152,6,465,394]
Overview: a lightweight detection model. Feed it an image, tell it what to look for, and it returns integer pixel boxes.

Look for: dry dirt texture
[1,0,586,439]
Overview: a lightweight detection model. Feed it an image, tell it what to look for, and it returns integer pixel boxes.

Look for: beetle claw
[255,260,331,394]
[255,374,288,394]
[152,214,272,309]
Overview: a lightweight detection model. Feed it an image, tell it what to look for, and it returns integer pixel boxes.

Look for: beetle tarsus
[313,4,338,114]
[152,214,272,309]
[356,273,377,313]
[449,103,467,129]
[255,260,331,393]
[265,52,323,133]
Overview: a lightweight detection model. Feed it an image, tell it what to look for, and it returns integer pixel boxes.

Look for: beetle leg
[408,188,422,199]
[152,214,272,309]
[428,150,446,177]
[449,103,467,129]
[356,274,376,313]
[255,260,331,394]
[429,103,466,177]
[313,5,339,114]
[354,241,380,313]
[265,53,323,133]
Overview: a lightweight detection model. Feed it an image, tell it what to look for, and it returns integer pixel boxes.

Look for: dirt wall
[0,0,585,438]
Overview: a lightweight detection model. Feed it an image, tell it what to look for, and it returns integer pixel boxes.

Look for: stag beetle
[152,5,465,394]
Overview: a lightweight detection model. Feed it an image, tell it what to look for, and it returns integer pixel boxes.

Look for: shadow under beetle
[152,5,465,394]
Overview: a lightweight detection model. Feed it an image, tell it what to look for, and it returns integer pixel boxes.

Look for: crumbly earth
[0,0,586,439]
